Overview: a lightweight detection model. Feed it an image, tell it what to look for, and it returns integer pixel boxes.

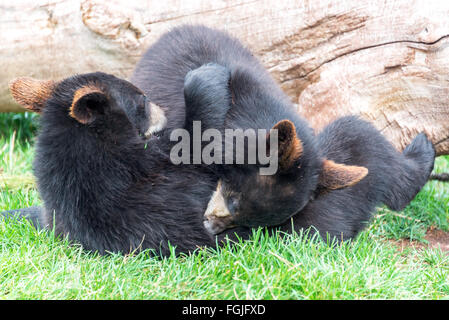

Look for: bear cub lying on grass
[7,73,228,255]
[183,62,436,240]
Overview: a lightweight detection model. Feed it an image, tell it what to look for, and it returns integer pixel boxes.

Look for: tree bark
[2,0,449,155]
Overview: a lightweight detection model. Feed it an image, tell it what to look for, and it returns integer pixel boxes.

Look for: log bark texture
[1,0,449,155]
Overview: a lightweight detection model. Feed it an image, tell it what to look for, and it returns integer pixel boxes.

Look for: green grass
[1,112,448,299]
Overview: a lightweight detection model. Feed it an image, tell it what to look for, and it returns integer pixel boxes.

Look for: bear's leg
[383,133,435,211]
[183,63,232,131]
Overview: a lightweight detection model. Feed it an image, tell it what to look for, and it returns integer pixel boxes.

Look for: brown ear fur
[319,159,369,190]
[9,77,56,112]
[271,120,303,170]
[69,85,105,124]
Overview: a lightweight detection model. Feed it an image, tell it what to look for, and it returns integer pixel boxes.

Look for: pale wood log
[1,0,449,155]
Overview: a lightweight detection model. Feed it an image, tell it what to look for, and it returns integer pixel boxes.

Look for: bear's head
[203,120,368,234]
[9,72,166,141]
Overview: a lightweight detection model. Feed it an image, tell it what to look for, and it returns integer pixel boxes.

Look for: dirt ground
[391,227,449,253]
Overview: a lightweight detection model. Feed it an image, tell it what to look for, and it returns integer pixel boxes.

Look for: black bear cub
[7,73,224,255]
[132,25,370,235]
[183,62,435,240]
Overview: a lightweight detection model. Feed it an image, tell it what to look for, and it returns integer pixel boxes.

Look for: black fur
[9,72,227,255]
[278,116,435,240]
[186,62,322,227]
[142,26,322,228]
[3,26,262,254]
[175,28,435,239]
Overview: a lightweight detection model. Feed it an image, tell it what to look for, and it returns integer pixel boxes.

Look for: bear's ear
[69,85,109,124]
[319,159,368,190]
[9,77,57,113]
[268,119,303,171]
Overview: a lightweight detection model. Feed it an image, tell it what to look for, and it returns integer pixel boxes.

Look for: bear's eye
[226,197,239,215]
